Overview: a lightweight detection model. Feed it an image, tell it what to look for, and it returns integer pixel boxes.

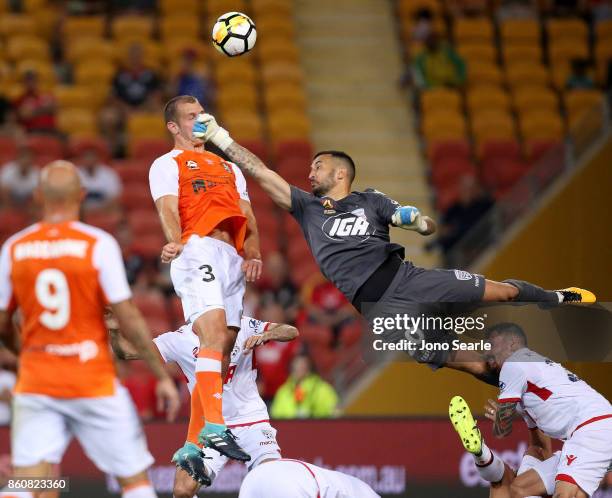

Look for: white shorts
[204,422,281,479]
[171,235,245,328]
[554,417,612,496]
[518,452,562,496]
[11,383,154,478]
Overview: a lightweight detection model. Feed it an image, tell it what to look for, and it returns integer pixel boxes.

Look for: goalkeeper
[191,112,595,377]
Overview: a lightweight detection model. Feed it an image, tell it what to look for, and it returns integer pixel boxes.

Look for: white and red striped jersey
[153,316,270,426]
[498,348,612,440]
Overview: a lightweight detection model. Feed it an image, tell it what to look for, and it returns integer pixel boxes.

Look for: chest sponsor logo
[322,213,374,242]
[186,160,199,170]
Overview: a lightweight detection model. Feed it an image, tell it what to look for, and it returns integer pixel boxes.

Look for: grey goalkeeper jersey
[289,186,406,302]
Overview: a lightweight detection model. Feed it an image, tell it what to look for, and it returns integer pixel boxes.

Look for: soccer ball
[212,12,257,57]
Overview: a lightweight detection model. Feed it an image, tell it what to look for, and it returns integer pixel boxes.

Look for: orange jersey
[149,149,250,250]
[0,221,132,398]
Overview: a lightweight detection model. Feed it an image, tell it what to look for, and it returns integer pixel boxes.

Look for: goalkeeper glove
[391,206,428,233]
[192,113,234,151]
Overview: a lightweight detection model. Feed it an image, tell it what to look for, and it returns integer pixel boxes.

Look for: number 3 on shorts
[199,264,215,282]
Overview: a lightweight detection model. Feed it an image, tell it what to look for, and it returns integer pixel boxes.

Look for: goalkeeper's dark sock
[473,441,505,483]
[503,279,561,303]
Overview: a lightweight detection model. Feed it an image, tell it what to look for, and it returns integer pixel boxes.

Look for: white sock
[122,482,157,498]
[473,441,505,483]
[0,491,34,497]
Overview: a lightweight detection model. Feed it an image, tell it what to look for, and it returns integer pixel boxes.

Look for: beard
[311,178,334,197]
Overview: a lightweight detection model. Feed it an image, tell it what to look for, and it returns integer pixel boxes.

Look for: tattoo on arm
[225,142,267,179]
[493,402,517,438]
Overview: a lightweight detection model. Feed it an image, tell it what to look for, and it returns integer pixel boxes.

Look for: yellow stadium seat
[255,16,296,39]
[63,16,105,40]
[549,40,588,64]
[506,63,550,89]
[564,89,605,122]
[257,42,300,63]
[595,20,612,41]
[111,16,154,39]
[79,83,110,109]
[6,36,48,62]
[221,112,263,141]
[207,0,248,16]
[500,19,540,44]
[261,62,304,85]
[550,61,573,90]
[397,0,441,19]
[454,17,493,43]
[519,111,564,141]
[512,87,558,114]
[251,0,293,17]
[65,39,115,64]
[127,113,167,140]
[74,61,116,86]
[466,86,511,113]
[547,18,588,42]
[159,0,199,15]
[467,62,503,87]
[214,62,257,85]
[422,110,467,141]
[16,59,56,88]
[0,14,37,38]
[503,44,542,65]
[471,111,516,145]
[166,60,210,81]
[22,0,46,12]
[268,111,310,142]
[160,16,200,40]
[421,88,462,113]
[57,108,98,137]
[264,84,307,112]
[216,83,259,112]
[457,43,497,64]
[54,85,96,110]
[595,41,612,67]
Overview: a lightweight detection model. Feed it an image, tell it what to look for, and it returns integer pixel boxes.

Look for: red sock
[195,348,225,426]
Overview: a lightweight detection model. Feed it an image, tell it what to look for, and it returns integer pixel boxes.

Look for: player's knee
[173,479,198,498]
[510,479,529,498]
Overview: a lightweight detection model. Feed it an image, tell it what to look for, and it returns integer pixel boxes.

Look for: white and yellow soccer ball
[211,12,257,57]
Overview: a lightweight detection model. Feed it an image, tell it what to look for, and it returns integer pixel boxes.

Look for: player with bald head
[0,160,179,498]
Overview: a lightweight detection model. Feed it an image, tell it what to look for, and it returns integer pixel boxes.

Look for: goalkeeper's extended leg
[483,279,596,305]
[449,396,505,484]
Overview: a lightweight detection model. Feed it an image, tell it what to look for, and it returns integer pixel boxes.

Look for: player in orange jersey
[148,95,261,463]
[0,161,180,498]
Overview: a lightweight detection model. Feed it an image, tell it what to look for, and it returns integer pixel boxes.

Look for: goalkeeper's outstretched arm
[391,205,437,235]
[193,113,292,210]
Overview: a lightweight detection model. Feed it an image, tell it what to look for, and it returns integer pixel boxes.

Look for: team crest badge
[261,429,274,440]
[186,160,199,170]
[322,198,336,214]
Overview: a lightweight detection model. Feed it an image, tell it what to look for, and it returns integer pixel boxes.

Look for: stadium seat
[397,0,441,19]
[133,291,170,322]
[435,183,462,213]
[339,321,363,348]
[121,189,155,212]
[62,16,106,41]
[502,44,542,65]
[159,0,199,15]
[111,16,154,39]
[0,14,37,38]
[564,89,605,126]
[257,42,300,64]
[421,88,462,113]
[481,140,522,163]
[217,84,259,114]
[298,323,333,348]
[513,87,559,114]
[0,137,17,163]
[422,111,467,141]
[26,135,64,162]
[264,84,308,112]
[274,140,313,161]
[54,86,94,110]
[519,111,564,141]
[251,0,293,17]
[241,140,269,162]
[127,209,163,237]
[69,137,110,162]
[466,86,511,113]
[277,157,309,183]
[471,111,516,147]
[16,60,56,89]
[310,345,338,379]
[57,108,98,138]
[505,63,550,89]
[482,158,530,197]
[115,39,162,70]
[129,138,172,162]
[467,62,503,87]
[431,157,477,189]
[215,63,257,86]
[525,140,563,163]
[261,62,304,86]
[454,17,493,44]
[546,18,588,42]
[83,210,122,233]
[500,19,540,45]
[256,16,296,40]
[595,19,612,41]
[74,61,116,86]
[114,161,149,184]
[268,112,310,143]
[159,16,200,40]
[222,112,264,141]
[427,139,471,164]
[6,36,49,62]
[127,114,167,140]
[65,38,115,64]
[457,43,497,65]
[0,210,30,235]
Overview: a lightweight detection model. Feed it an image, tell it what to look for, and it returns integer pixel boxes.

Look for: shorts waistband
[352,253,403,312]
[186,234,239,256]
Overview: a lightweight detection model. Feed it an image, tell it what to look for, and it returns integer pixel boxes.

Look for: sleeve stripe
[263,322,272,331]
[498,398,521,403]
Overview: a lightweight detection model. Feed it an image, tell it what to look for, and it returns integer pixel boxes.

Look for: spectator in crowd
[76,145,122,210]
[411,7,435,43]
[270,352,338,419]
[566,58,596,90]
[496,0,538,20]
[12,70,57,134]
[114,222,145,287]
[0,367,15,426]
[0,94,13,133]
[255,301,299,403]
[300,275,357,347]
[447,0,489,17]
[0,143,39,206]
[112,43,161,109]
[172,49,215,112]
[258,252,300,323]
[412,32,467,90]
[436,175,494,255]
[592,0,612,22]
